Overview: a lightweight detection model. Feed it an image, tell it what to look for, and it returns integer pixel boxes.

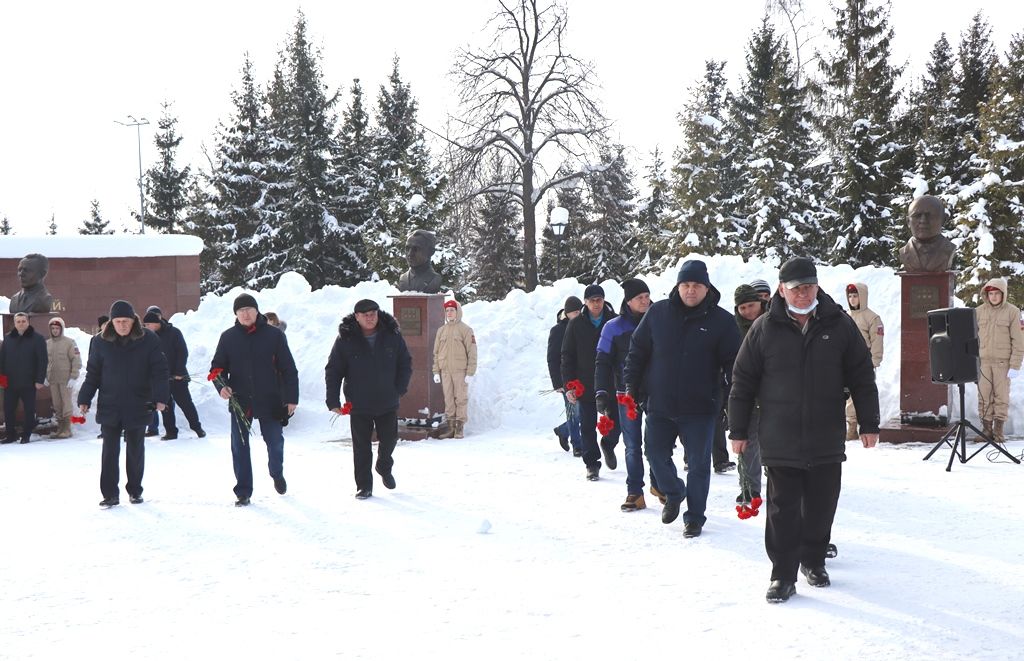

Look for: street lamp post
[115,115,149,234]
[550,206,569,280]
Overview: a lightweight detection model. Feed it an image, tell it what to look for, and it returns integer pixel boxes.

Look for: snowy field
[2,253,1023,659]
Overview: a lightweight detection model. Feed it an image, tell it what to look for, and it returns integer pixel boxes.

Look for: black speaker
[927,307,980,384]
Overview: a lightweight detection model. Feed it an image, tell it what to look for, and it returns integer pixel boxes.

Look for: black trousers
[764,463,842,582]
[4,385,37,442]
[100,425,146,500]
[350,410,399,491]
[160,380,202,433]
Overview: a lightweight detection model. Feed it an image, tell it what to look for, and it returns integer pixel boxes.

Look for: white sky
[0,0,1020,235]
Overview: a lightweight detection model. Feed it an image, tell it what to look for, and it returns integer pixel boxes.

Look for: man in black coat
[547,296,583,454]
[77,301,169,507]
[325,299,412,499]
[729,257,879,604]
[561,284,618,481]
[143,311,205,440]
[211,294,299,506]
[0,312,48,444]
[624,260,740,538]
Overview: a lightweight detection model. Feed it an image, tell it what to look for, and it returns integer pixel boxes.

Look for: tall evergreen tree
[957,12,998,150]
[202,55,270,293]
[730,18,820,263]
[666,60,740,267]
[581,145,638,283]
[468,174,523,300]
[813,0,904,268]
[0,216,11,235]
[143,101,191,233]
[79,200,113,235]
[635,147,671,269]
[959,32,1024,303]
[364,58,448,285]
[328,78,373,283]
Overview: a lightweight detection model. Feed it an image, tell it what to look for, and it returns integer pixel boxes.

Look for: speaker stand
[923,383,1020,471]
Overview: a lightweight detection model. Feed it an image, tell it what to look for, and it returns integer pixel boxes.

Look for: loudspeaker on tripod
[927,307,980,384]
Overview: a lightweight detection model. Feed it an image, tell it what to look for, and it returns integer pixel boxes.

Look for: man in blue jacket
[0,312,48,444]
[325,299,412,499]
[624,260,740,538]
[211,294,299,506]
[77,300,169,507]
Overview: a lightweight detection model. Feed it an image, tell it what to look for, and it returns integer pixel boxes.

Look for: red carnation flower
[565,379,585,398]
[750,496,763,510]
[616,393,639,420]
[341,402,352,415]
[70,415,86,424]
[207,367,224,381]
[597,414,615,437]
[0,374,7,389]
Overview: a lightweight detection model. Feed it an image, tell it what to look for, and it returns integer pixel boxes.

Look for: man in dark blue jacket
[562,284,618,481]
[211,293,299,506]
[78,300,169,507]
[143,311,205,440]
[624,260,740,538]
[0,313,48,444]
[547,296,583,455]
[729,257,879,604]
[596,278,657,512]
[326,299,412,499]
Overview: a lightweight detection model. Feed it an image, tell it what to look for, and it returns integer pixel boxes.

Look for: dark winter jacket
[546,310,569,390]
[154,319,189,377]
[77,319,170,428]
[728,291,880,468]
[0,324,48,388]
[325,310,413,416]
[560,303,617,403]
[595,303,643,396]
[623,285,740,418]
[210,313,299,419]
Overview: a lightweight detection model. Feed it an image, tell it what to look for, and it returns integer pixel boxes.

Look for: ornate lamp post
[550,206,569,280]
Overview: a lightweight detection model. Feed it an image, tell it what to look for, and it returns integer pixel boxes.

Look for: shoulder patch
[876,324,884,336]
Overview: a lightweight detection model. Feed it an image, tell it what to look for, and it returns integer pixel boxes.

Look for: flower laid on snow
[70,415,86,424]
[565,379,584,398]
[597,414,615,437]
[616,392,638,420]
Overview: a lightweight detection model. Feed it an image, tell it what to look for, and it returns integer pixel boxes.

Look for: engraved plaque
[399,306,422,336]
[909,285,939,319]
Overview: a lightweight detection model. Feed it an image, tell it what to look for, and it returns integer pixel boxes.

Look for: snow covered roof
[0,235,203,258]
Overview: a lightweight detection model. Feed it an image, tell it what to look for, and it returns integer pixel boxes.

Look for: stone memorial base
[391,294,447,440]
[879,271,954,444]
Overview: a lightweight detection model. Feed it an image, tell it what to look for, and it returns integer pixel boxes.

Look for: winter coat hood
[49,317,67,333]
[982,277,1009,305]
[6,323,39,339]
[338,309,400,340]
[444,301,464,324]
[846,282,870,310]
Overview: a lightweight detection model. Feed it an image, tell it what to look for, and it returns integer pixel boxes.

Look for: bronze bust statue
[899,195,955,272]
[9,253,54,314]
[397,229,442,293]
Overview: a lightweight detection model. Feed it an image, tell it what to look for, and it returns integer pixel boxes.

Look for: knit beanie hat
[621,278,650,303]
[143,311,162,324]
[233,293,259,313]
[734,284,761,307]
[676,260,711,287]
[563,296,583,314]
[109,300,135,319]
[749,279,772,295]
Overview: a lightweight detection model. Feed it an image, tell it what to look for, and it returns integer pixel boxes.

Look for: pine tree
[47,214,58,235]
[666,60,740,268]
[731,18,821,263]
[79,200,113,235]
[143,101,191,233]
[328,78,373,282]
[0,216,11,235]
[203,55,270,293]
[468,177,523,301]
[959,32,1024,303]
[582,145,638,283]
[364,57,448,286]
[635,147,671,269]
[813,0,904,268]
[957,12,998,151]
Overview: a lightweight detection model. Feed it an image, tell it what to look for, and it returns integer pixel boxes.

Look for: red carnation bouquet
[565,379,585,398]
[330,402,353,426]
[616,393,638,420]
[597,414,615,437]
[735,454,763,520]
[0,374,7,389]
[70,415,87,424]
[208,367,252,439]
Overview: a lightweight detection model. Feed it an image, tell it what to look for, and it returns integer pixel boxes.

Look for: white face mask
[787,298,819,315]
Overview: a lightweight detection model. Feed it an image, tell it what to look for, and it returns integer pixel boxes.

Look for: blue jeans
[645,413,716,526]
[148,409,159,434]
[230,414,284,498]
[556,394,582,451]
[619,400,646,494]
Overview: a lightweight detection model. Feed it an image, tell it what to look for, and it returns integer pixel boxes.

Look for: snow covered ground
[2,254,1023,659]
